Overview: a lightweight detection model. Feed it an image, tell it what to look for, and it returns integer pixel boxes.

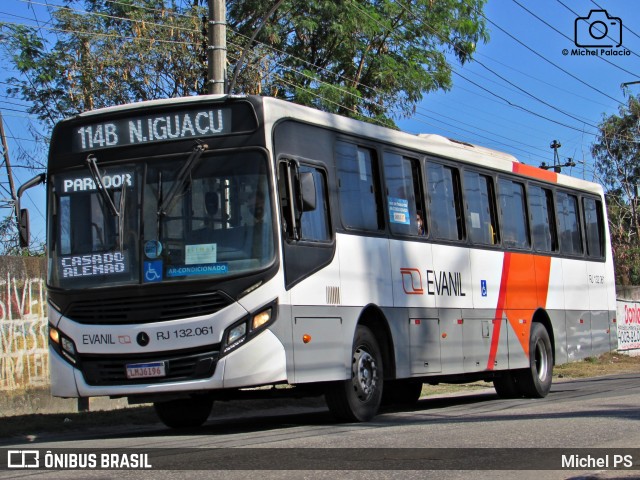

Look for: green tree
[1,0,488,253]
[228,0,488,125]
[2,0,208,130]
[592,94,640,285]
[2,0,488,130]
[0,214,44,256]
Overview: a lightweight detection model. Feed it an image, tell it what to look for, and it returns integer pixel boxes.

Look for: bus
[17,95,617,428]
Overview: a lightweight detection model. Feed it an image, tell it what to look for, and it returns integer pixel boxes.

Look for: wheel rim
[351,346,378,402]
[534,338,549,382]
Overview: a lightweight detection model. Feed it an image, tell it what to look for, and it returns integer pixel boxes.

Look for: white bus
[18,95,617,428]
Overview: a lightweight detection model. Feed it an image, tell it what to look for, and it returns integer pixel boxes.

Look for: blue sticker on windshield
[144,261,163,283]
[144,240,163,259]
[166,263,228,277]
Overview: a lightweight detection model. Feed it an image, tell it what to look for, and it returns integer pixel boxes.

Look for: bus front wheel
[154,395,214,429]
[517,322,553,398]
[325,325,384,422]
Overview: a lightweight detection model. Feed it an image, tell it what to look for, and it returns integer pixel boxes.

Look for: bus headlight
[49,325,78,365]
[221,301,277,356]
[227,322,247,345]
[252,308,272,330]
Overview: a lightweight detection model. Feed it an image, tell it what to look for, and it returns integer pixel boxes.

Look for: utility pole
[550,139,562,173]
[539,139,575,172]
[207,0,226,94]
[0,112,19,227]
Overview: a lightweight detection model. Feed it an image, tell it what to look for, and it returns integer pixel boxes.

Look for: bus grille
[79,347,220,386]
[64,291,233,324]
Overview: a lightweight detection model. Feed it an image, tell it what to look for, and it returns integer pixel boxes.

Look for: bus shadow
[4,374,639,445]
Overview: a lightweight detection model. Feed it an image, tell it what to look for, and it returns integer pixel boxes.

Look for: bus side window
[382,152,424,236]
[498,178,530,249]
[426,161,464,241]
[528,184,558,253]
[336,142,384,231]
[556,191,583,255]
[298,165,331,242]
[583,196,605,259]
[463,171,499,245]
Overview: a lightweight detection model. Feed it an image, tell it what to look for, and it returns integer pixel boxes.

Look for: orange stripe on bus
[486,254,511,370]
[487,253,552,369]
[512,163,558,183]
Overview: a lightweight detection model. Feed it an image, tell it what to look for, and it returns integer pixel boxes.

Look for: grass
[554,351,640,378]
[1,352,638,441]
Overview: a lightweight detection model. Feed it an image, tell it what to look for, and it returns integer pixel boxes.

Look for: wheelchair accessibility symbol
[144,261,163,283]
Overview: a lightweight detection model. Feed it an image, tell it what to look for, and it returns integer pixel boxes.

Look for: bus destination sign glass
[73,107,232,152]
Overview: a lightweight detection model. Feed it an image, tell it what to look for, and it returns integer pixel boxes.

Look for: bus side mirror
[16,172,46,249]
[18,209,30,248]
[299,172,316,212]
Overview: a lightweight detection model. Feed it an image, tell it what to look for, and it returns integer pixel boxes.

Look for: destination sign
[60,251,129,278]
[72,107,232,152]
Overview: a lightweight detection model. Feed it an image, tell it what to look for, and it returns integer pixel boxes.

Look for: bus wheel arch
[358,305,396,381]
[531,308,556,366]
[324,305,394,422]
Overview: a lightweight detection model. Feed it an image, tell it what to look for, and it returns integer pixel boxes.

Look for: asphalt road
[1,374,640,480]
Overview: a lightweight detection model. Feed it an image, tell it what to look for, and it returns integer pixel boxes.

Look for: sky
[1,0,639,246]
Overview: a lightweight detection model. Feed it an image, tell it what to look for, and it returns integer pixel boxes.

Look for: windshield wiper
[86,154,128,251]
[157,141,208,216]
[86,154,120,217]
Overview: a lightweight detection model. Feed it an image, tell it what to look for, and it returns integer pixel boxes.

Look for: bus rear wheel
[517,322,553,398]
[325,325,384,422]
[493,373,522,399]
[154,395,214,429]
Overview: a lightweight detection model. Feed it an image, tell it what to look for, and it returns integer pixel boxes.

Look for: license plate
[125,361,166,379]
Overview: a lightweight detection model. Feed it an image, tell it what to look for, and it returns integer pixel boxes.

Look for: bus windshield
[49,150,274,289]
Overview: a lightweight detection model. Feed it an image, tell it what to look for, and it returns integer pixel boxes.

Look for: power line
[473,52,613,110]
[516,0,640,66]
[590,0,640,42]
[5,1,634,170]
[452,69,597,135]
[15,0,608,143]
[477,10,625,106]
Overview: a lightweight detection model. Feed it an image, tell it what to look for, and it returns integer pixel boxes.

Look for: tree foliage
[229,0,487,124]
[2,0,208,129]
[0,215,44,256]
[2,0,488,130]
[592,94,640,285]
